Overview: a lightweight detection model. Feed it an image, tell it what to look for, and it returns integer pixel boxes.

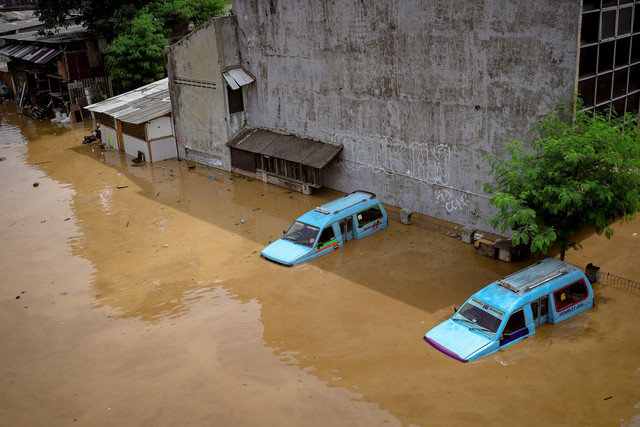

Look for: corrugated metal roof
[0,41,60,64]
[85,78,171,124]
[223,66,255,90]
[0,24,89,43]
[226,128,343,169]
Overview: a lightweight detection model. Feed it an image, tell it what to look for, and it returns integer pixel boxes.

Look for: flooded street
[1,102,640,426]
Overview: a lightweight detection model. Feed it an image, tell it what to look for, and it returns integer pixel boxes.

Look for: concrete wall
[166,16,243,170]
[232,0,581,231]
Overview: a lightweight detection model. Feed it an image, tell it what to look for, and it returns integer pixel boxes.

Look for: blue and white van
[261,191,387,266]
[424,258,594,362]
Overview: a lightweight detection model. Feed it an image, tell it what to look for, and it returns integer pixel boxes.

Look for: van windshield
[283,221,320,247]
[453,298,505,338]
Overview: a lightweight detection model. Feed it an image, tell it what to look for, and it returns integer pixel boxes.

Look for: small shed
[85,78,177,163]
[226,127,343,194]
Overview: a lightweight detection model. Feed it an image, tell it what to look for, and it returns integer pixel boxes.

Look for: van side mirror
[453,306,458,313]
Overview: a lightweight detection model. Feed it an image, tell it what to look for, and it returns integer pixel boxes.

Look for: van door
[531,297,549,327]
[339,217,354,242]
[314,225,339,258]
[499,309,530,347]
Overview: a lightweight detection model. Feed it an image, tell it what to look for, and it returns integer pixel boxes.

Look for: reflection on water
[1,101,640,426]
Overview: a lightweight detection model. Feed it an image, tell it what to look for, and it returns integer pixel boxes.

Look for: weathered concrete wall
[232,0,581,232]
[166,16,242,170]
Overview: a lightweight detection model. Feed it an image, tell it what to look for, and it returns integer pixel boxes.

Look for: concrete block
[476,239,497,259]
[400,208,413,225]
[461,226,475,244]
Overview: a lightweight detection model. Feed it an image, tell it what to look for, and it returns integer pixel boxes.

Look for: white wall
[101,125,118,149]
[150,137,178,161]
[147,116,173,140]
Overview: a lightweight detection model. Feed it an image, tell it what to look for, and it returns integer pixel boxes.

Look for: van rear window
[356,205,383,227]
[554,280,589,311]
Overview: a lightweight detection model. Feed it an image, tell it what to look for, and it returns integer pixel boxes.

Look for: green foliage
[484,97,640,260]
[103,8,168,90]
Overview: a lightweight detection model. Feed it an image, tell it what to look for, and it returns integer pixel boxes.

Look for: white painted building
[86,78,177,163]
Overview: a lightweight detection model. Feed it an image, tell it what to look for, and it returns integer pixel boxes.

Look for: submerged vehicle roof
[472,258,589,313]
[296,191,383,228]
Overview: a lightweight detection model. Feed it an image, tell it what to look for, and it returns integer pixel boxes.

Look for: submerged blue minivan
[261,191,388,266]
[424,258,594,362]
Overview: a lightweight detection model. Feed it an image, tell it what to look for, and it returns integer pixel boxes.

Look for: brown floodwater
[1,101,639,426]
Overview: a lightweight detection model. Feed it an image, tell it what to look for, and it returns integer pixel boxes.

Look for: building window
[579,2,640,116]
[227,85,244,113]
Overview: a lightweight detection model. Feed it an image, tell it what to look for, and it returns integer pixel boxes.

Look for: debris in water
[33,181,39,187]
[0,157,6,161]
[210,176,216,180]
[633,233,637,238]
[162,244,169,248]
[604,396,613,400]
[188,165,196,170]
[241,219,245,223]
[60,291,67,296]
[116,185,128,189]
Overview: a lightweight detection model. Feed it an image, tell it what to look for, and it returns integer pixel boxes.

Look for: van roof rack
[497,261,573,294]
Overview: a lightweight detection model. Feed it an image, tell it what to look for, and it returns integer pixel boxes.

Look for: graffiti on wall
[332,132,451,186]
[434,188,470,214]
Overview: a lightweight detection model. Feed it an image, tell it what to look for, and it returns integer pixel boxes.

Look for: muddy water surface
[1,102,639,426]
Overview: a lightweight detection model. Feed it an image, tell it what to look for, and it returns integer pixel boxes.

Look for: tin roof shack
[0,24,112,118]
[86,78,177,163]
[165,15,343,195]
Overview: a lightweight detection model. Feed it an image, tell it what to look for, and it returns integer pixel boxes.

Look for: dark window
[603,0,617,8]
[598,41,615,72]
[356,205,383,227]
[613,68,628,98]
[612,97,626,116]
[630,64,640,91]
[635,7,640,33]
[503,310,526,336]
[121,121,146,140]
[583,0,600,12]
[317,227,336,247]
[227,85,244,113]
[602,10,617,40]
[615,37,631,67]
[596,72,613,104]
[554,280,589,311]
[618,7,633,35]
[581,12,601,45]
[580,45,598,77]
[578,77,597,107]
[631,35,640,63]
[627,92,640,113]
[540,297,549,317]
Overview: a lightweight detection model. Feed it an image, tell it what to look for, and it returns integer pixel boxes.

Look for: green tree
[102,8,167,90]
[483,98,640,260]
[36,0,228,89]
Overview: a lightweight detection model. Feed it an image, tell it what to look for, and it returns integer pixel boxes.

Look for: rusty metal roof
[226,128,343,169]
[85,78,171,124]
[0,41,60,64]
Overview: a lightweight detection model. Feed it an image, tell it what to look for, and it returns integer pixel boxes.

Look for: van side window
[317,227,336,247]
[503,309,526,336]
[554,280,589,311]
[356,205,383,227]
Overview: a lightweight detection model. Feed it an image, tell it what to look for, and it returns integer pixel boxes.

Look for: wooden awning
[226,128,343,169]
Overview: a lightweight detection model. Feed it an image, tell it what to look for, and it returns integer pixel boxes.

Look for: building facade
[167,0,640,232]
